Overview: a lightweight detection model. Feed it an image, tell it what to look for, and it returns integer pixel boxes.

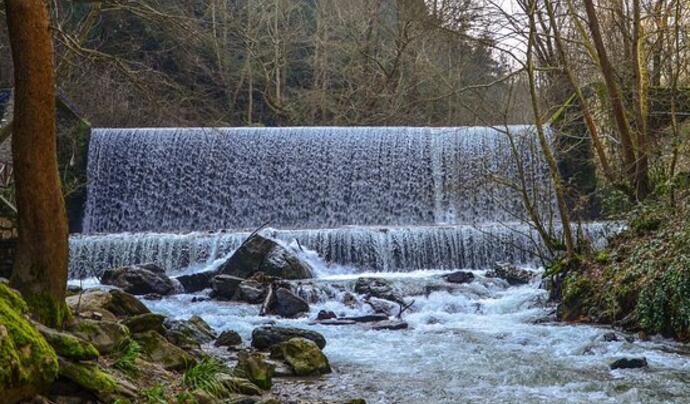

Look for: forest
[1,0,690,403]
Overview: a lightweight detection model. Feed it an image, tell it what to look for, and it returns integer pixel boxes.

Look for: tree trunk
[6,0,70,328]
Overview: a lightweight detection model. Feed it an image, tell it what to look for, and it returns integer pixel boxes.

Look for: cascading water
[82,126,550,234]
[69,126,690,403]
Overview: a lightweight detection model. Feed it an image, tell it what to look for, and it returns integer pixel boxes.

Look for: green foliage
[183,357,231,398]
[637,259,690,340]
[112,339,141,374]
[142,384,168,404]
[594,250,609,264]
[600,186,634,217]
[175,390,196,404]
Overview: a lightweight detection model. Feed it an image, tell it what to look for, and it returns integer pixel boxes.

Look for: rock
[610,357,648,370]
[164,315,216,349]
[235,280,267,304]
[343,314,389,323]
[34,323,99,361]
[215,330,242,347]
[175,270,217,293]
[219,376,263,396]
[316,310,337,321]
[261,287,309,318]
[218,234,313,280]
[271,337,331,376]
[444,271,475,284]
[58,358,135,402]
[121,313,166,334]
[66,289,150,321]
[342,292,357,307]
[354,277,404,304]
[602,332,620,342]
[371,320,408,330]
[134,330,196,371]
[365,297,398,316]
[0,283,59,403]
[211,275,244,300]
[101,264,178,295]
[235,352,274,390]
[69,319,130,355]
[251,326,326,350]
[486,263,535,285]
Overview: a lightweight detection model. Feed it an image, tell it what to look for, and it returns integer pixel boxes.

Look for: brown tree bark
[583,0,639,194]
[6,0,70,328]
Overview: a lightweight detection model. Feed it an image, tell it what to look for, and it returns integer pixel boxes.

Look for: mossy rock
[134,330,195,371]
[0,283,59,403]
[34,322,99,361]
[69,318,131,355]
[58,358,135,403]
[66,289,150,321]
[270,337,331,376]
[217,375,263,396]
[121,313,166,334]
[235,352,274,390]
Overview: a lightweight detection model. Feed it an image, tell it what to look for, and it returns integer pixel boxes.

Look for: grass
[112,339,142,374]
[142,384,167,404]
[183,357,232,398]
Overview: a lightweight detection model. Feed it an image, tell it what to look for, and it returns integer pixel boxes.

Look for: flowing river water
[70,126,690,403]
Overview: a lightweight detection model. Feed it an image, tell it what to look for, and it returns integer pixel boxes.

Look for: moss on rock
[35,322,99,361]
[134,330,195,371]
[0,283,59,403]
[270,337,331,376]
[58,358,135,403]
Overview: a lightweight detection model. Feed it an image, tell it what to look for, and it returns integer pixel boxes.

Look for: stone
[315,319,356,326]
[218,234,313,280]
[365,297,398,316]
[66,289,150,321]
[0,284,59,403]
[101,264,178,295]
[58,358,135,403]
[251,326,326,350]
[34,322,99,361]
[262,287,309,318]
[271,337,331,376]
[235,352,274,390]
[211,275,244,300]
[610,357,648,370]
[444,271,475,284]
[219,376,263,396]
[316,310,337,321]
[354,277,404,304]
[175,270,217,293]
[215,330,242,347]
[602,332,620,342]
[235,280,267,304]
[134,330,196,371]
[371,320,409,330]
[342,292,357,307]
[164,315,216,349]
[69,319,130,355]
[121,313,166,334]
[486,263,535,285]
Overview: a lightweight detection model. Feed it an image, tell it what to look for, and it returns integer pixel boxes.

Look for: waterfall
[82,126,551,234]
[68,223,620,278]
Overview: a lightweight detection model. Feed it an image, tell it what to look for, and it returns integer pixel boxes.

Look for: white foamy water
[139,266,690,404]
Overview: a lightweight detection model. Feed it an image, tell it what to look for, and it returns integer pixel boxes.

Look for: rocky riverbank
[551,202,690,342]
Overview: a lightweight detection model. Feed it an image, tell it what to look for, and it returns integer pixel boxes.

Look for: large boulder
[211,275,244,300]
[121,313,166,334]
[261,287,309,318]
[271,337,331,376]
[215,330,242,347]
[175,270,217,293]
[34,323,99,361]
[66,289,150,321]
[164,315,216,349]
[486,263,535,285]
[0,284,59,403]
[354,277,404,304]
[134,330,196,371]
[251,326,326,350]
[101,264,178,296]
[68,318,130,355]
[58,358,136,402]
[218,234,313,280]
